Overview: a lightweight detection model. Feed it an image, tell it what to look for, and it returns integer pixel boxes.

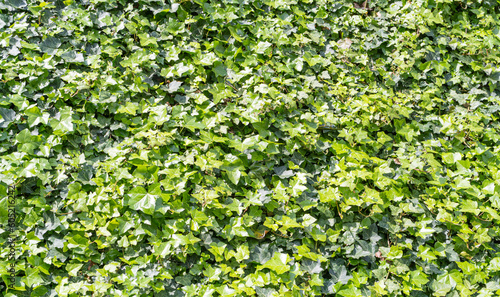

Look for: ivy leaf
[213,61,227,77]
[0,107,15,128]
[126,186,157,215]
[167,81,183,93]
[228,136,258,152]
[49,107,74,135]
[302,259,323,274]
[183,115,205,131]
[66,264,84,277]
[350,240,373,259]
[16,129,32,143]
[410,270,429,286]
[329,259,352,284]
[226,168,241,185]
[337,287,362,297]
[257,252,291,275]
[8,0,27,9]
[40,36,61,54]
[460,200,480,215]
[0,185,7,224]
[250,244,273,264]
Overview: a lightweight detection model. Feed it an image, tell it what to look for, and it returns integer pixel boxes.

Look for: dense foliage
[2,0,500,296]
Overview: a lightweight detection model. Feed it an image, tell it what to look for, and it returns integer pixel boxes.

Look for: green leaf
[257,252,290,274]
[39,36,61,54]
[460,200,480,215]
[442,152,461,164]
[183,115,206,131]
[16,129,32,143]
[337,287,362,297]
[213,61,227,77]
[310,226,327,242]
[49,107,74,135]
[228,136,258,152]
[66,263,84,277]
[25,267,44,288]
[138,33,158,47]
[126,186,157,215]
[0,107,15,128]
[226,168,241,185]
[410,270,429,286]
[116,102,138,115]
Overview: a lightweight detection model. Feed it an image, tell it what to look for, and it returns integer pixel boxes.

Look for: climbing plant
[2,0,500,296]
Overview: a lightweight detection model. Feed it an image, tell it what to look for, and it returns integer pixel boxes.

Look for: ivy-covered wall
[2,0,500,296]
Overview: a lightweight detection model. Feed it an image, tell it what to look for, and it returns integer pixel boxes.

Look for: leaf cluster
[2,0,500,296]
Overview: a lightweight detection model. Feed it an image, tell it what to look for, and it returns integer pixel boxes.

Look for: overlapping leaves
[2,0,500,296]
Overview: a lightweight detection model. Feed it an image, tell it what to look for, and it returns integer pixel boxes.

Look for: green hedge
[2,0,500,296]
